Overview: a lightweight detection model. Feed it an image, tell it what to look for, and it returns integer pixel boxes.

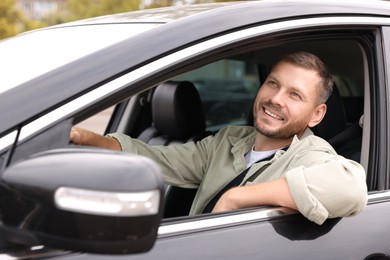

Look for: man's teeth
[265,109,283,120]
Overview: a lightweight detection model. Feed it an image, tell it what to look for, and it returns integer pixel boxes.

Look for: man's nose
[269,90,286,107]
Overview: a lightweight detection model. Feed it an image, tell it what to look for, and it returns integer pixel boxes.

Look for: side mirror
[0,148,164,254]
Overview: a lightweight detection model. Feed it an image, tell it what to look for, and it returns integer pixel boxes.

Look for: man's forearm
[212,177,297,212]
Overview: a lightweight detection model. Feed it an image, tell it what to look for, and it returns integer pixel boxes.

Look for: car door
[66,16,390,260]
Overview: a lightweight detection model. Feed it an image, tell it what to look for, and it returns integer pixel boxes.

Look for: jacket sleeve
[285,150,368,225]
[106,132,211,188]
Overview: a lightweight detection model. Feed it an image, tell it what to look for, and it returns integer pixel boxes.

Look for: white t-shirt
[244,145,279,168]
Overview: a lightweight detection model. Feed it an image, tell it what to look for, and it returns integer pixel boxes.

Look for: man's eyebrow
[266,74,279,82]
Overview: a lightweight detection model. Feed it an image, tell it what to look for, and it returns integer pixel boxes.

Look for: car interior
[78,30,370,219]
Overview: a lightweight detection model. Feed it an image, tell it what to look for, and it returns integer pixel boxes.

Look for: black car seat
[138,80,209,218]
[138,81,208,145]
[311,85,362,162]
[311,85,348,141]
[328,115,363,162]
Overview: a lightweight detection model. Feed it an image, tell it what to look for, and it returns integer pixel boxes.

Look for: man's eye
[291,92,302,100]
[267,80,277,87]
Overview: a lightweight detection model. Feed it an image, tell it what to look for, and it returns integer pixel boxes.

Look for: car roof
[56,0,390,26]
[1,0,390,136]
[57,2,239,25]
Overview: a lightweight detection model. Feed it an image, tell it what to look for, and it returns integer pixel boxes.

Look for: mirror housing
[0,148,164,254]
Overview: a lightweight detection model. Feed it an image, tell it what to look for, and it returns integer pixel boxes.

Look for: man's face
[253,61,325,140]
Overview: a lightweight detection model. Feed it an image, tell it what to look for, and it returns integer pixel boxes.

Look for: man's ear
[308,104,327,128]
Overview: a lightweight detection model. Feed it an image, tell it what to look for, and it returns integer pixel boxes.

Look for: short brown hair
[275,52,334,104]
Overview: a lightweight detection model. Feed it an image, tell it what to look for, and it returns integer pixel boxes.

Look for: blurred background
[0,0,240,40]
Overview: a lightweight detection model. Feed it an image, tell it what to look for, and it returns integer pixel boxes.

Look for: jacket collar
[229,127,314,152]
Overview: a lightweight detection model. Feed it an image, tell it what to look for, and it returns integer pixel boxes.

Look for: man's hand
[212,177,297,213]
[70,127,122,151]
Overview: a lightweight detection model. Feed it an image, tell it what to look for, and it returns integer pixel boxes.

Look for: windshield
[0,23,159,94]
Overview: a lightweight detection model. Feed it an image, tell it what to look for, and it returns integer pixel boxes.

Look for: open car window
[172,60,260,131]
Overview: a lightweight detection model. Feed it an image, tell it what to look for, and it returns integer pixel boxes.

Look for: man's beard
[254,121,297,140]
[253,101,305,140]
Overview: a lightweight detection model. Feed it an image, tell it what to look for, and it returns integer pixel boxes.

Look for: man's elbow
[336,181,368,217]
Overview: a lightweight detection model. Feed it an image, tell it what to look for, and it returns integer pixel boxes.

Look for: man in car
[70,51,368,225]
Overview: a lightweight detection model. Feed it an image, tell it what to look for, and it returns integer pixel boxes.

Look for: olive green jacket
[109,126,367,225]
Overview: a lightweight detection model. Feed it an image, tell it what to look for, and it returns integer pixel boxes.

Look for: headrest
[311,84,347,140]
[152,81,206,139]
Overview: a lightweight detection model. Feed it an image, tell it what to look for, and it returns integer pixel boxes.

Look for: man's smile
[263,107,284,121]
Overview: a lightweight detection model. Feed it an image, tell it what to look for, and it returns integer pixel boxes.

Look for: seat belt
[202,152,276,214]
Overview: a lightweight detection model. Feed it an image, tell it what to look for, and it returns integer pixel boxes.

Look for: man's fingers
[70,128,82,144]
[69,127,121,150]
